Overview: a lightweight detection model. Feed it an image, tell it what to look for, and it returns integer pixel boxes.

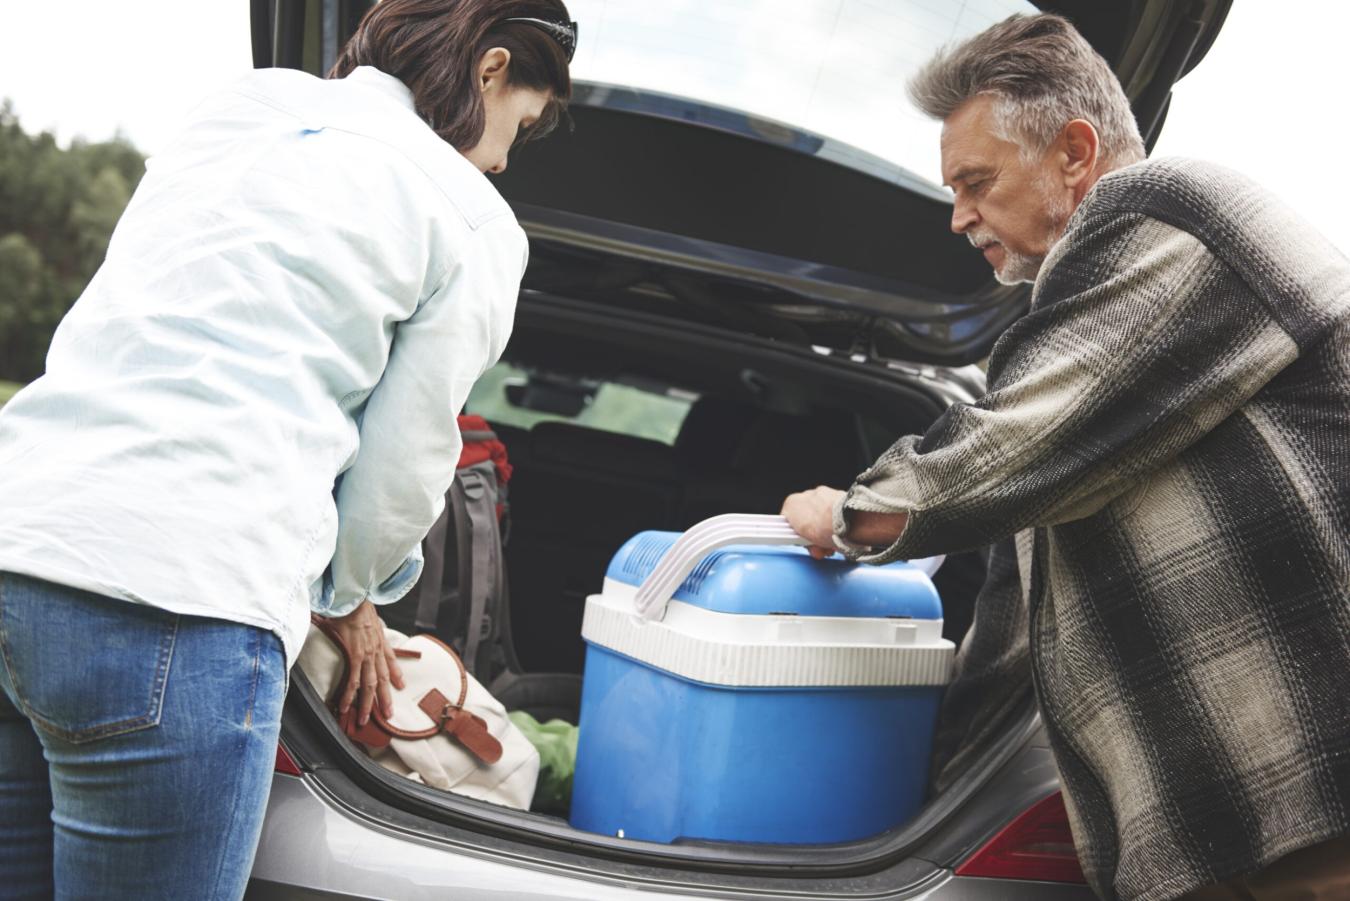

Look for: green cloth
[509,711,578,816]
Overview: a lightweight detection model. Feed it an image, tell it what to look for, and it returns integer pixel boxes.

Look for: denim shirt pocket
[0,574,179,744]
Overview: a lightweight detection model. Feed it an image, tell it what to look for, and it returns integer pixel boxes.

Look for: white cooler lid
[583,580,955,689]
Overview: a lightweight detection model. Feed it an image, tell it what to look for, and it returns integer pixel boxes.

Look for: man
[782,14,1350,901]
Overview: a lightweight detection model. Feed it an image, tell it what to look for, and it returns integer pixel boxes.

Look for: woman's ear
[478,47,512,93]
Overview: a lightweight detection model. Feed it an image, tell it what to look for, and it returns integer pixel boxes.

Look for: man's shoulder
[1085,157,1262,233]
[1075,157,1350,347]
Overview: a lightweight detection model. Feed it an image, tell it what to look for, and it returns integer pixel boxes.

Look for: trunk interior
[282,293,1031,884]
[469,293,987,679]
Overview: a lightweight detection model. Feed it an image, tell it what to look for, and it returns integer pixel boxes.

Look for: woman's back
[0,66,527,663]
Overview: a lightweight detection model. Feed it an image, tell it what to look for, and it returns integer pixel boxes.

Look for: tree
[0,232,46,322]
[0,101,144,382]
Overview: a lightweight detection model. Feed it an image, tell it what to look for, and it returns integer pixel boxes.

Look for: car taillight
[955,791,1086,883]
[275,743,303,776]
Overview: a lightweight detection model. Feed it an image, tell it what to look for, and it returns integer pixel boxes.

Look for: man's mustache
[967,228,998,249]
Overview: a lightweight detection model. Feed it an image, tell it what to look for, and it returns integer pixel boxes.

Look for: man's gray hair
[909,14,1146,166]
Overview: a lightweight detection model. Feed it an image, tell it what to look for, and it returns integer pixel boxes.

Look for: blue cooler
[569,515,955,845]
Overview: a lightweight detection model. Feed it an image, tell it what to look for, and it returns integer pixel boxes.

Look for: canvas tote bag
[298,615,540,809]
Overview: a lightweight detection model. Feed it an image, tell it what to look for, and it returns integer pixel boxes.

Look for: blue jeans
[0,573,287,900]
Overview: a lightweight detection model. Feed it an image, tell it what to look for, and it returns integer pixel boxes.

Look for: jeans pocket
[0,574,179,744]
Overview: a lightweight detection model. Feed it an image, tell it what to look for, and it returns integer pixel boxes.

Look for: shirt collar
[344,66,417,114]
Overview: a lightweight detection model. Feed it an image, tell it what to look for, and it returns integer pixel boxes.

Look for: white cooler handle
[633,513,943,621]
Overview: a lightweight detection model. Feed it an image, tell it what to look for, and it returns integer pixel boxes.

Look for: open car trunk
[275,291,1044,892]
[252,0,1230,890]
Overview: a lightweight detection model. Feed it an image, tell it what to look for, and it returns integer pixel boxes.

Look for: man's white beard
[985,238,1045,286]
[970,181,1074,285]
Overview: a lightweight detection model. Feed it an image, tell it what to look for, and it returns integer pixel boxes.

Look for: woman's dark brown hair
[329,0,572,151]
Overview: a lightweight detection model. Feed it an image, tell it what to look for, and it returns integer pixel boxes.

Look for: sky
[0,1,1345,253]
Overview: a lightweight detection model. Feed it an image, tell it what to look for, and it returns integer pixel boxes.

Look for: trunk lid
[253,0,1230,366]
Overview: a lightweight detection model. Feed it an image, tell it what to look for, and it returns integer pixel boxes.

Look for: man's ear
[1057,118,1100,191]
[478,47,512,92]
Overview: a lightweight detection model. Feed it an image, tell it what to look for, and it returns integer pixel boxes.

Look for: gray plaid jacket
[838,158,1350,901]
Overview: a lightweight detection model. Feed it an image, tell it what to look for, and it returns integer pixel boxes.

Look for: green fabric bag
[508,711,578,816]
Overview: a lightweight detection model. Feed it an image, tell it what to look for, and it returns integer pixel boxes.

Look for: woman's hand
[329,600,405,726]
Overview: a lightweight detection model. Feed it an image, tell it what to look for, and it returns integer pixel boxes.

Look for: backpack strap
[414,501,451,633]
[410,426,506,641]
[406,417,515,682]
[456,461,501,676]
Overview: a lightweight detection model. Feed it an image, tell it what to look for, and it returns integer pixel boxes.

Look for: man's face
[940,95,1073,285]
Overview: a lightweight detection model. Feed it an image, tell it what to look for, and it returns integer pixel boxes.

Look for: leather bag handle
[309,615,501,763]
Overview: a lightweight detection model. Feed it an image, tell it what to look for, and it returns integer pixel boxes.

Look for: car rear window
[465,361,696,445]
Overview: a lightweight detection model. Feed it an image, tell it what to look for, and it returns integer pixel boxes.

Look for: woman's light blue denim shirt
[0,67,527,665]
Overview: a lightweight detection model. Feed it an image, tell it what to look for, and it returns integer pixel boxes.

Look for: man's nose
[489,157,508,175]
[951,198,977,234]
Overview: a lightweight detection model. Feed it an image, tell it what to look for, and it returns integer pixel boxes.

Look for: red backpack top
[456,415,511,521]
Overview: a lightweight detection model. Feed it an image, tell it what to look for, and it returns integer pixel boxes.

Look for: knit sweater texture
[842,158,1350,900]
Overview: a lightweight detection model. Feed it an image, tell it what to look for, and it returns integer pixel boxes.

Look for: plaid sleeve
[842,210,1300,564]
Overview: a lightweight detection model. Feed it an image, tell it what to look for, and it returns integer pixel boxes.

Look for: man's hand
[781,485,911,559]
[781,486,845,559]
[329,600,405,726]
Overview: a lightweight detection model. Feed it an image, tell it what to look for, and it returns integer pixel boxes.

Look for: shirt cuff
[833,487,938,569]
[312,544,425,618]
[831,492,878,559]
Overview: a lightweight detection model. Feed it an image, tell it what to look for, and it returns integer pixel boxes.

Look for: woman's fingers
[332,602,404,725]
[373,644,394,720]
[357,652,379,725]
[341,662,360,714]
[341,641,367,715]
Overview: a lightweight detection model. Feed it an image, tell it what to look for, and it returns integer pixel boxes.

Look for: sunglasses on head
[502,17,578,63]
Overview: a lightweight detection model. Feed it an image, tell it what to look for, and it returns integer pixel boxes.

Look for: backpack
[384,415,581,723]
[387,415,513,681]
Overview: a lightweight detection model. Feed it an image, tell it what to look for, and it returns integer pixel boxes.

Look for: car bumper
[249,775,1095,901]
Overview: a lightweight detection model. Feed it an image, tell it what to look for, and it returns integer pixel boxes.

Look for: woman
[0,1,573,897]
